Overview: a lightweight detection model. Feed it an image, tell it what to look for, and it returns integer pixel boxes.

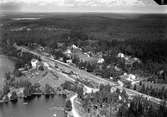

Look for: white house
[119,95,122,100]
[118,80,124,87]
[26,28,31,31]
[64,49,72,58]
[65,49,71,54]
[64,49,72,55]
[83,85,99,95]
[84,53,90,57]
[43,62,49,68]
[97,58,104,64]
[117,53,125,58]
[71,44,78,49]
[133,57,141,63]
[66,59,72,64]
[110,87,117,93]
[120,73,139,85]
[114,66,121,72]
[31,59,39,69]
[110,77,113,80]
[71,44,82,50]
[126,74,136,81]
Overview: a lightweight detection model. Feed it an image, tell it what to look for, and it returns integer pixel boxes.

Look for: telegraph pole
[161,0,164,5]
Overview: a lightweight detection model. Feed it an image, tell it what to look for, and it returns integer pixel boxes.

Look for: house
[31,59,39,69]
[120,73,136,81]
[37,46,44,51]
[7,93,12,99]
[71,44,78,49]
[59,57,63,61]
[120,73,139,85]
[110,77,113,80]
[43,52,50,57]
[83,53,90,57]
[114,66,121,72]
[97,58,104,64]
[110,87,117,93]
[133,57,141,63]
[83,85,99,95]
[43,62,49,68]
[16,88,24,97]
[66,59,72,64]
[127,74,136,81]
[117,52,141,65]
[117,53,125,58]
[87,51,95,57]
[64,49,72,58]
[18,68,25,71]
[71,44,82,50]
[74,53,95,63]
[26,28,31,31]
[118,80,124,87]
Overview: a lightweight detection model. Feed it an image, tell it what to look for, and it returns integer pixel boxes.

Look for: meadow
[0,55,15,88]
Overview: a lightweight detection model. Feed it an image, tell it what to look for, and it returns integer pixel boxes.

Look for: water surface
[0,96,66,117]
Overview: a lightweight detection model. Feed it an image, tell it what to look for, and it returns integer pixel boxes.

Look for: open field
[0,55,15,89]
[19,67,74,89]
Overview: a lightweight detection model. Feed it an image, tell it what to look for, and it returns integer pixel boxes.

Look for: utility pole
[161,0,164,5]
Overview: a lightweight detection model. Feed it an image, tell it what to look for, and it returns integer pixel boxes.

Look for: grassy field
[20,68,73,89]
[0,54,15,89]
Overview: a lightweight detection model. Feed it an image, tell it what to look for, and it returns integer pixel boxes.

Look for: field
[0,54,15,89]
[19,68,74,89]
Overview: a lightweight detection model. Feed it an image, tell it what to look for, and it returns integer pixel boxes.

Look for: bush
[65,100,72,111]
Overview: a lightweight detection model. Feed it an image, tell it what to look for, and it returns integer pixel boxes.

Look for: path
[70,94,81,117]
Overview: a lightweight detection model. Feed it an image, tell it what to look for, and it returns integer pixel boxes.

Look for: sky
[0,0,166,13]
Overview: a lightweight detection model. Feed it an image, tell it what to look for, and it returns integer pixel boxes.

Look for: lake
[0,95,66,117]
[0,54,66,117]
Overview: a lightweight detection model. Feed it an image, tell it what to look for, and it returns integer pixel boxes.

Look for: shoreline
[69,94,81,117]
[0,92,67,104]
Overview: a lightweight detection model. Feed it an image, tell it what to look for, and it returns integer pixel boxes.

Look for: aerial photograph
[0,0,167,117]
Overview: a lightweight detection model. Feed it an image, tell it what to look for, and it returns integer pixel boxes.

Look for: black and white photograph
[0,0,167,117]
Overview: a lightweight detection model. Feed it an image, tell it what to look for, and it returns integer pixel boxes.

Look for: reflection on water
[0,95,66,117]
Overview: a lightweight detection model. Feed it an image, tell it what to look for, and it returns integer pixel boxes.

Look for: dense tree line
[65,100,72,111]
[61,81,83,98]
[72,55,122,79]
[134,82,167,100]
[81,85,128,117]
[1,72,42,99]
[118,96,167,117]
[44,84,55,94]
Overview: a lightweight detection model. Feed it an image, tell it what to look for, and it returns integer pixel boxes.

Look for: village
[1,37,166,117]
[7,42,154,117]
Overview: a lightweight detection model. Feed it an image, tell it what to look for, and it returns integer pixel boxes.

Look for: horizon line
[1,10,167,14]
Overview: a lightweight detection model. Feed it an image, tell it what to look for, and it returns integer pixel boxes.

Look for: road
[70,94,81,117]
[14,44,164,105]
